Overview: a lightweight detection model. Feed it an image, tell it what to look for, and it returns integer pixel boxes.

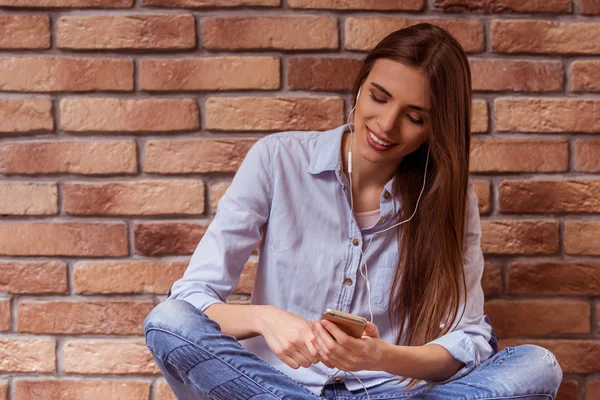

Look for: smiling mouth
[367,127,397,147]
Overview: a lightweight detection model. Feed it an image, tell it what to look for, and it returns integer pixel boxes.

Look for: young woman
[144,23,563,400]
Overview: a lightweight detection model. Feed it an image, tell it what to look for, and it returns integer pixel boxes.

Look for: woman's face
[353,58,430,166]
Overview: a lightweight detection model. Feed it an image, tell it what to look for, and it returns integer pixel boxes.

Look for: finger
[363,322,380,338]
[303,334,321,364]
[291,350,313,368]
[281,354,300,369]
[320,320,354,349]
[311,321,340,360]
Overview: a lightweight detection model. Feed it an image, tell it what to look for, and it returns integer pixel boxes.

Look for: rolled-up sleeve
[424,181,494,383]
[167,138,272,312]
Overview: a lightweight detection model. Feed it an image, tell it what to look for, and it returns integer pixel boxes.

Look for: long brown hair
[351,23,472,389]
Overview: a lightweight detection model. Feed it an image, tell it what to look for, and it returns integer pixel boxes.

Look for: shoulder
[258,130,321,150]
[253,130,323,166]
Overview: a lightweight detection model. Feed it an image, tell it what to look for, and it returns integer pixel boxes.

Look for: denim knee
[143,299,199,334]
[518,344,563,394]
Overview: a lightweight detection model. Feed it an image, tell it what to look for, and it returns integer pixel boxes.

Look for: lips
[367,127,397,146]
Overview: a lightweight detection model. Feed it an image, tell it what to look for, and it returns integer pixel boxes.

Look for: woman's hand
[309,319,386,372]
[255,306,320,370]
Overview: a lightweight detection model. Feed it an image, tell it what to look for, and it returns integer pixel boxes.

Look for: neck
[341,129,399,192]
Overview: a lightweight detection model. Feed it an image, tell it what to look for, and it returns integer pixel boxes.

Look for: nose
[377,108,399,135]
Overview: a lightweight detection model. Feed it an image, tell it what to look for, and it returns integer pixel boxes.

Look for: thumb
[363,322,380,338]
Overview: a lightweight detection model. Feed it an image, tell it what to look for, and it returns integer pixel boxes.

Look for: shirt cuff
[424,330,480,384]
[169,291,225,313]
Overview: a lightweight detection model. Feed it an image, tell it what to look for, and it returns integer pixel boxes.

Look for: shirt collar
[306,123,398,200]
[306,123,350,175]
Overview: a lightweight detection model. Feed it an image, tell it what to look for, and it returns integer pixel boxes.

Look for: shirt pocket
[372,265,397,311]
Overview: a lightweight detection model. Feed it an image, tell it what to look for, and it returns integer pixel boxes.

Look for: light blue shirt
[167,123,496,395]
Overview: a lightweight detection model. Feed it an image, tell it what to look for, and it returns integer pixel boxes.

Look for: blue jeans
[143,299,563,400]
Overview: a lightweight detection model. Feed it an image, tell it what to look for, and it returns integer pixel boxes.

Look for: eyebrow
[369,82,429,112]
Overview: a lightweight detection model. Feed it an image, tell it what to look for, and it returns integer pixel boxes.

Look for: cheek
[401,122,426,146]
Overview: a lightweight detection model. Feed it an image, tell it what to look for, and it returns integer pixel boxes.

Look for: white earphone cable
[325,87,429,399]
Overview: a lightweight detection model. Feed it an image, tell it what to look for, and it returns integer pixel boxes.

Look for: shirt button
[334,377,342,383]
[383,191,391,200]
[352,238,360,246]
[380,217,387,224]
[344,278,353,286]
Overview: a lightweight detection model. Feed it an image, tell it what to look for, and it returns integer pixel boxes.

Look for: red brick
[233,261,257,295]
[0,300,9,332]
[202,16,338,50]
[494,98,600,133]
[289,0,423,10]
[556,379,578,400]
[141,57,279,91]
[134,222,208,256]
[63,339,160,374]
[0,183,57,215]
[0,140,137,175]
[0,15,49,49]
[572,60,600,92]
[485,300,590,337]
[206,96,344,131]
[13,380,150,400]
[18,300,153,335]
[0,0,132,6]
[481,220,559,255]
[0,57,133,92]
[575,139,600,173]
[470,59,564,92]
[57,15,195,50]
[0,338,55,372]
[581,0,600,14]
[472,179,491,214]
[435,0,570,12]
[142,0,279,6]
[500,180,600,213]
[470,139,568,172]
[482,262,502,297]
[288,57,361,91]
[0,261,67,294]
[0,99,53,134]
[345,18,483,52]
[0,223,127,256]
[492,20,600,54]
[587,380,600,400]
[472,100,488,133]
[565,221,600,255]
[499,339,600,374]
[60,98,199,133]
[508,262,600,296]
[74,261,188,294]
[210,181,231,211]
[157,380,177,400]
[145,139,256,174]
[64,180,205,216]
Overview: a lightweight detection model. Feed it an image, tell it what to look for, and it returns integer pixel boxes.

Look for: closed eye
[369,93,386,104]
[370,94,424,125]
[408,116,424,125]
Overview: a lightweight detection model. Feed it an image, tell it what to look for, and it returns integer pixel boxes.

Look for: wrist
[379,342,414,375]
[251,304,275,336]
[371,339,392,370]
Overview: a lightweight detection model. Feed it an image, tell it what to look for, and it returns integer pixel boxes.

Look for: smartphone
[320,308,367,339]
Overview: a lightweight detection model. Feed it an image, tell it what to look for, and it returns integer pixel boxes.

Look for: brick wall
[0,0,599,399]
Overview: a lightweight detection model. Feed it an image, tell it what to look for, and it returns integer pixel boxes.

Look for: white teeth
[369,130,393,146]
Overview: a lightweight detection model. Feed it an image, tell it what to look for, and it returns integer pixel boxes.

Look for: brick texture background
[0,0,599,399]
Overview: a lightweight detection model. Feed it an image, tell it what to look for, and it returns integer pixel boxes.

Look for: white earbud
[347,87,361,175]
